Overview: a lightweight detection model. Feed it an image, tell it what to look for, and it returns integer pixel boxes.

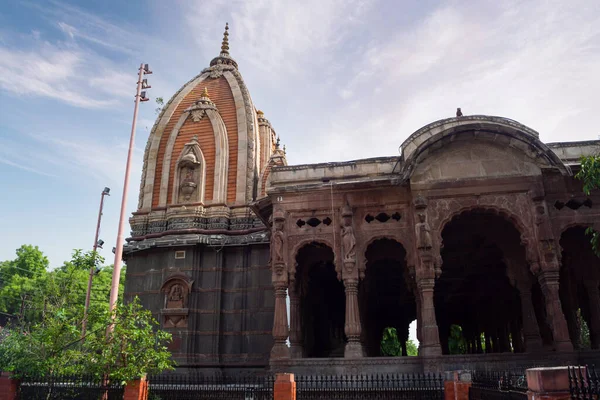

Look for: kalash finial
[201,87,210,99]
[221,22,230,55]
[276,136,281,149]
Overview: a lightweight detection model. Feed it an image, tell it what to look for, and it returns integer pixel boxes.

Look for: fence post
[274,373,296,400]
[0,372,19,400]
[444,371,471,400]
[526,367,571,400]
[124,375,148,400]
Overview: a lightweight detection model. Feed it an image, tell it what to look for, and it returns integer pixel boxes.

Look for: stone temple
[124,25,600,374]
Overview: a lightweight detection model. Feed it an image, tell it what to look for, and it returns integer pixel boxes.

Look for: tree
[575,155,600,256]
[0,298,174,380]
[405,339,418,356]
[447,324,467,355]
[380,327,418,356]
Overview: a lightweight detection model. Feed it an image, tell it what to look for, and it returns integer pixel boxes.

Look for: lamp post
[107,63,151,328]
[82,186,110,338]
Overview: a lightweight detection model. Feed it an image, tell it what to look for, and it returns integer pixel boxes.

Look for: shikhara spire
[221,23,230,55]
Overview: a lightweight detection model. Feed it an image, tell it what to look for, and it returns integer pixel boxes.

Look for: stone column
[271,283,290,360]
[343,276,363,357]
[288,285,303,358]
[340,204,363,358]
[584,280,600,349]
[270,208,290,361]
[413,196,442,357]
[516,281,543,352]
[417,275,442,356]
[538,270,573,351]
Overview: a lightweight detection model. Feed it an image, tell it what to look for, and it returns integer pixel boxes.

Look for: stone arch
[290,237,337,280]
[170,136,207,205]
[435,204,537,268]
[360,234,414,273]
[400,116,571,181]
[293,240,345,357]
[360,238,416,356]
[435,208,539,354]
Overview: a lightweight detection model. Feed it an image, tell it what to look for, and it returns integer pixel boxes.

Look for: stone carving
[341,215,356,263]
[416,213,433,250]
[190,109,206,122]
[175,136,204,204]
[161,276,193,328]
[271,209,286,278]
[167,284,184,308]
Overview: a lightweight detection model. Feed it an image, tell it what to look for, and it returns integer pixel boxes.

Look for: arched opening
[295,242,345,357]
[559,226,600,350]
[435,209,547,354]
[360,239,416,357]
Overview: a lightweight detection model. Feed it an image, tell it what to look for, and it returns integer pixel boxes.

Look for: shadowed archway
[360,238,416,357]
[435,209,548,354]
[295,242,345,358]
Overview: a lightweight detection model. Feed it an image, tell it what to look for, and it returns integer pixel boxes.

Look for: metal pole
[107,63,145,326]
[82,189,107,338]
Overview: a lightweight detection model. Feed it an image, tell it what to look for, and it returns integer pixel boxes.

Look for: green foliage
[380,327,402,356]
[575,155,600,256]
[578,309,591,349]
[155,96,164,116]
[447,324,467,355]
[405,338,418,356]
[0,245,173,380]
[379,327,418,356]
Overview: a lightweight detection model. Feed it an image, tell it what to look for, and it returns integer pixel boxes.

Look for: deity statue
[341,215,356,263]
[416,213,432,250]
[272,220,285,265]
[167,284,184,308]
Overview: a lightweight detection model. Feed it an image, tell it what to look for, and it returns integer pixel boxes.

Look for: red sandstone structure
[124,25,600,375]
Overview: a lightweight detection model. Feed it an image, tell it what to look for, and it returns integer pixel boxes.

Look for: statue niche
[172,135,206,204]
[160,275,193,328]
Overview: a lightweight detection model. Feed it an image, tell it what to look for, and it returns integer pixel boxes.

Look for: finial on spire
[201,87,210,98]
[276,136,281,149]
[283,144,286,153]
[221,22,230,55]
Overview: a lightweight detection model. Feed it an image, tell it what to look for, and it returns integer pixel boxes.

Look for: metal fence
[17,374,124,400]
[569,365,599,400]
[295,373,445,400]
[147,374,274,400]
[469,371,527,400]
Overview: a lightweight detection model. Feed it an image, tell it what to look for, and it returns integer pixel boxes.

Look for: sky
[0,0,599,271]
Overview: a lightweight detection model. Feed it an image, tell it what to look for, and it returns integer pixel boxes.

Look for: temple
[124,25,600,374]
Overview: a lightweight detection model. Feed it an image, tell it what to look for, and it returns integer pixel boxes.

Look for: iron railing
[17,374,124,400]
[469,371,527,400]
[569,365,599,400]
[295,373,445,400]
[147,373,274,400]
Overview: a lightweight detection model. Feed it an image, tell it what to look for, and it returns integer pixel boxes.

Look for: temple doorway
[295,242,345,358]
[434,209,546,354]
[559,226,600,349]
[360,239,416,357]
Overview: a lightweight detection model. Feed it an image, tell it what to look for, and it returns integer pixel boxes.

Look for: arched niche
[160,274,194,328]
[172,136,207,205]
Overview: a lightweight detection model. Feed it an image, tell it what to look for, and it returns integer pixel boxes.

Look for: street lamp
[82,186,110,338]
[107,63,152,327]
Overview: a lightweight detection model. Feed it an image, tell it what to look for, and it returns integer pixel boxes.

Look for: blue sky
[1,0,599,269]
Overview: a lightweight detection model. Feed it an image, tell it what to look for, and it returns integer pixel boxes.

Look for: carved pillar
[584,281,600,349]
[413,196,442,356]
[270,209,290,360]
[288,285,303,358]
[417,275,441,356]
[530,190,572,351]
[538,269,573,351]
[516,280,543,352]
[340,204,364,358]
